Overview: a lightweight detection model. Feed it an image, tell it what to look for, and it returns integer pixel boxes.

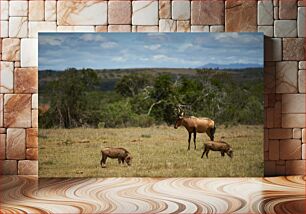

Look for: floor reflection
[0,176,305,213]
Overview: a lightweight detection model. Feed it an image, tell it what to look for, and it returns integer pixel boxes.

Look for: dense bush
[39,68,263,128]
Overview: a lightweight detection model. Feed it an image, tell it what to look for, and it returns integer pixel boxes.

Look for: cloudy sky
[38,32,263,70]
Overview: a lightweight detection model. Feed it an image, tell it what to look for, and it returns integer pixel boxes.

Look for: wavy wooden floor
[0,176,305,214]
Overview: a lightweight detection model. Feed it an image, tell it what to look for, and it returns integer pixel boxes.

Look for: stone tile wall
[0,0,305,176]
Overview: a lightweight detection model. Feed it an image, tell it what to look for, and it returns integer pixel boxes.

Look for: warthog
[201,141,233,159]
[100,147,132,168]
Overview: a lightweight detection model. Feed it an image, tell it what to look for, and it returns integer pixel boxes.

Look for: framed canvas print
[38,32,264,177]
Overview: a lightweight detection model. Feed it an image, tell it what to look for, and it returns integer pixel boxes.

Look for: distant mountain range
[198,63,263,70]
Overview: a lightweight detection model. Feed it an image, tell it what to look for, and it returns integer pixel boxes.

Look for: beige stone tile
[172,1,190,20]
[303,129,306,143]
[276,61,298,93]
[4,94,32,128]
[275,162,286,176]
[283,38,305,61]
[132,25,136,32]
[225,0,256,32]
[26,148,38,160]
[297,7,305,37]
[6,128,25,159]
[26,128,38,148]
[0,134,5,159]
[57,26,95,32]
[285,160,305,175]
[210,25,225,32]
[0,160,17,175]
[269,128,292,139]
[20,38,38,67]
[258,26,273,37]
[57,1,107,25]
[273,0,279,6]
[282,114,305,128]
[29,1,45,21]
[177,21,190,32]
[293,128,302,139]
[108,25,131,32]
[282,94,305,113]
[0,1,9,20]
[298,70,305,93]
[32,94,38,109]
[32,110,38,128]
[264,38,281,61]
[2,38,20,61]
[274,20,297,37]
[0,21,9,37]
[9,17,28,38]
[14,68,38,93]
[0,128,6,134]
[132,1,158,25]
[159,1,171,19]
[264,160,276,176]
[302,144,306,159]
[108,1,131,24]
[159,19,176,32]
[279,0,297,19]
[279,139,302,160]
[0,94,3,128]
[266,108,274,128]
[136,26,159,32]
[264,62,275,94]
[191,25,209,32]
[299,61,306,70]
[18,160,38,175]
[45,1,57,21]
[258,0,273,25]
[9,1,28,17]
[14,61,21,68]
[298,0,305,6]
[274,6,279,20]
[274,100,282,128]
[192,0,224,25]
[95,26,108,32]
[29,21,57,38]
[0,61,14,93]
[268,140,279,160]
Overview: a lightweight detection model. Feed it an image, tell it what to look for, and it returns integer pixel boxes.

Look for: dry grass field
[39,125,263,177]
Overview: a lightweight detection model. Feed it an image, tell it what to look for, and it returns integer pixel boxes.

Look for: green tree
[43,68,99,128]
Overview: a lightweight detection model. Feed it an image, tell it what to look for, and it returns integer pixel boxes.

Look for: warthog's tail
[210,125,216,141]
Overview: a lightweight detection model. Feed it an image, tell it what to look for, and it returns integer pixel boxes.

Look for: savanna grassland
[39,125,263,177]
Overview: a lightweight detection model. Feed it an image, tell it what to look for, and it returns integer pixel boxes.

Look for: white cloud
[100,42,118,49]
[80,34,105,42]
[39,36,64,46]
[152,54,201,65]
[144,44,161,50]
[214,33,239,41]
[178,43,194,52]
[112,56,128,62]
[140,57,149,61]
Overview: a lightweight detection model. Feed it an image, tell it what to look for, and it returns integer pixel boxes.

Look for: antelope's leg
[201,147,206,158]
[206,150,209,158]
[194,129,197,149]
[188,132,191,150]
[118,158,121,164]
[101,155,107,167]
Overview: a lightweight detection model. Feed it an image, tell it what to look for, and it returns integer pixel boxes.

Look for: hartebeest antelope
[174,108,216,150]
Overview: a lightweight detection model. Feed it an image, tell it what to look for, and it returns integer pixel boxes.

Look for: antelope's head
[174,106,184,129]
